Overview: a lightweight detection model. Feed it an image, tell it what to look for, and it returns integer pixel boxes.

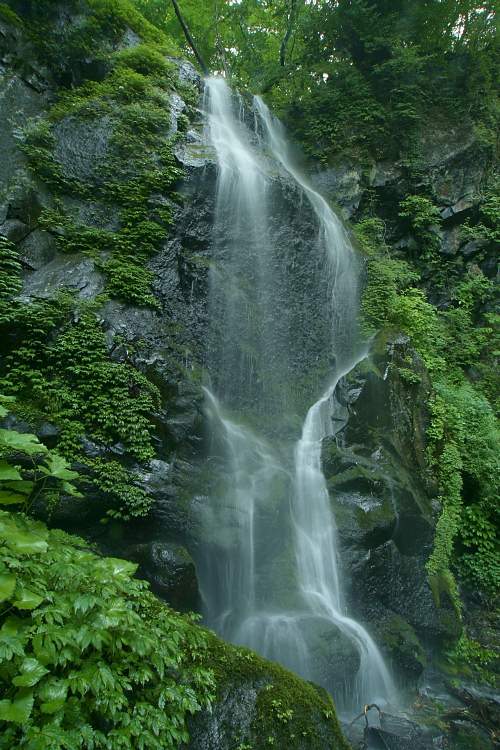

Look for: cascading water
[198,76,397,713]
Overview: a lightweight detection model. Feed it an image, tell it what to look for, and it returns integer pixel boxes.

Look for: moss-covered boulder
[189,636,350,750]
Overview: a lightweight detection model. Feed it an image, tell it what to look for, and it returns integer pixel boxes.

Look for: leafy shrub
[0,510,214,749]
[399,195,441,232]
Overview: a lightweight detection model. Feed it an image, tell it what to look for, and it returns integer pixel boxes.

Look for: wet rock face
[323,336,455,679]
[21,252,106,299]
[308,620,361,697]
[53,116,113,183]
[188,683,261,750]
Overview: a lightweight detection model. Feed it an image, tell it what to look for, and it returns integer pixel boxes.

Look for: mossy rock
[189,635,351,750]
[380,614,427,679]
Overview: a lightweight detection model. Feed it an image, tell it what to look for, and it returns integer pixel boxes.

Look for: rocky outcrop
[322,336,460,683]
[0,0,210,607]
[311,122,496,286]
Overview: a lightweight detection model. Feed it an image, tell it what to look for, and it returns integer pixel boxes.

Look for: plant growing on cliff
[0,238,22,325]
[426,380,499,606]
[0,300,159,519]
[1,0,197,523]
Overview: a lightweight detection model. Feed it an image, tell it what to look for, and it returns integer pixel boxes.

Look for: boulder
[127,540,199,611]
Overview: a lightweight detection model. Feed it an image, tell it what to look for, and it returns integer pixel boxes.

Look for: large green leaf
[62,480,83,498]
[0,429,47,456]
[0,517,48,554]
[0,461,22,482]
[0,481,35,505]
[0,572,16,602]
[2,480,34,494]
[12,587,44,610]
[39,453,79,481]
[0,688,34,723]
[39,678,68,714]
[12,658,49,687]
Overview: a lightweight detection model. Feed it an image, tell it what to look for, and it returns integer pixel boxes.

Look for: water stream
[198,77,396,713]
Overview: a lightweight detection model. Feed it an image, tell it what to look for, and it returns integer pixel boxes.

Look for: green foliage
[0,237,22,324]
[101,258,159,309]
[426,381,499,602]
[445,633,497,686]
[12,0,175,80]
[357,214,455,373]
[0,509,214,749]
[399,195,441,232]
[462,189,500,246]
[0,395,81,512]
[0,301,159,518]
[89,459,151,521]
[398,195,442,263]
[114,43,176,77]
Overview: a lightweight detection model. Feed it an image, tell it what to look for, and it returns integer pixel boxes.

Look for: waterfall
[198,76,397,713]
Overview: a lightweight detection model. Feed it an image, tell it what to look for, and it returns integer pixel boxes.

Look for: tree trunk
[170,0,209,75]
[279,0,299,67]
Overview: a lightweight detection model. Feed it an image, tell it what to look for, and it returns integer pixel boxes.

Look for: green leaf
[12,587,44,610]
[13,658,49,687]
[3,480,34,494]
[0,462,21,481]
[0,488,29,506]
[62,481,83,498]
[107,558,137,577]
[0,517,48,554]
[0,619,28,661]
[0,428,47,456]
[0,688,34,723]
[0,572,16,602]
[73,594,98,614]
[0,405,8,418]
[39,678,68,714]
[39,453,79,481]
